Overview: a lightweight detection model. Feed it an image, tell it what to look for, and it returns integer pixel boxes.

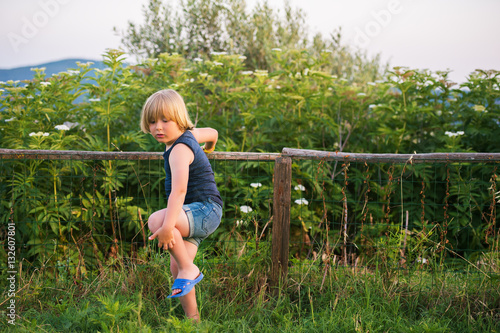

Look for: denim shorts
[182,198,222,247]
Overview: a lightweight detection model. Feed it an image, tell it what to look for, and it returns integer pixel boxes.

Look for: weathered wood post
[271,156,292,290]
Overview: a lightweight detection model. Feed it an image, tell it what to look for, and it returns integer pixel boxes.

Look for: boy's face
[149,115,183,146]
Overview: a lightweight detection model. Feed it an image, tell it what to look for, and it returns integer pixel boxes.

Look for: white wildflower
[78,61,94,67]
[236,220,244,227]
[369,104,377,110]
[213,61,223,66]
[304,68,309,76]
[29,132,50,137]
[5,117,16,122]
[473,105,486,112]
[357,93,366,97]
[254,70,268,77]
[238,55,247,60]
[40,82,51,86]
[240,205,253,214]
[241,71,253,76]
[66,70,80,75]
[55,124,70,131]
[88,98,101,102]
[63,121,79,129]
[294,185,306,191]
[211,51,228,56]
[193,57,203,62]
[271,48,282,52]
[295,198,309,205]
[199,73,208,78]
[250,183,262,188]
[445,131,464,137]
[321,49,333,54]
[417,257,428,264]
[367,82,376,86]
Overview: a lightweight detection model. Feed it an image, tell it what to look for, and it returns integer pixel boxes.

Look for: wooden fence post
[271,156,292,290]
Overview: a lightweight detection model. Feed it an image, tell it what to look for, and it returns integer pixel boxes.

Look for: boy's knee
[147,211,163,233]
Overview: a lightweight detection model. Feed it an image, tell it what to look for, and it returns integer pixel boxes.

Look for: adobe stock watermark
[352,0,403,48]
[7,0,73,53]
[5,219,17,326]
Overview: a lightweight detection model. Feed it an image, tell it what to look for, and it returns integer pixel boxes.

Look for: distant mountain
[0,58,105,82]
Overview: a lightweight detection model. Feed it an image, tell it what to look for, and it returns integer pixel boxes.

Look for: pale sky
[1,0,499,83]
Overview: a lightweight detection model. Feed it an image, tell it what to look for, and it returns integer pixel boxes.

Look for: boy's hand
[149,226,175,250]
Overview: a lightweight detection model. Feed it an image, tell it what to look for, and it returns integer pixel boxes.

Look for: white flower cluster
[254,70,268,77]
[29,132,49,137]
[295,198,309,205]
[240,205,253,214]
[445,131,464,137]
[473,105,487,112]
[294,185,305,191]
[55,124,70,131]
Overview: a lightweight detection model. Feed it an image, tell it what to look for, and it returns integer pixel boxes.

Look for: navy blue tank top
[163,131,223,207]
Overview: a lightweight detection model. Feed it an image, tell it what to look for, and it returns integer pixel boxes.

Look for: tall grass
[2,240,498,333]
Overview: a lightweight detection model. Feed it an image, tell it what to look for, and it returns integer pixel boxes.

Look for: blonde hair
[140,89,194,133]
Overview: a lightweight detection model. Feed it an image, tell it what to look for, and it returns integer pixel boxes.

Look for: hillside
[0,58,105,82]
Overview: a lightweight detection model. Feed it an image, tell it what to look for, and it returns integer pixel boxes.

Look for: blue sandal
[167,272,204,298]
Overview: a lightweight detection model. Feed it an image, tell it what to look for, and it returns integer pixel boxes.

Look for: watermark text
[7,0,73,53]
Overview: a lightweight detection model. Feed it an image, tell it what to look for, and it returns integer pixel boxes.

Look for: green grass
[1,248,499,333]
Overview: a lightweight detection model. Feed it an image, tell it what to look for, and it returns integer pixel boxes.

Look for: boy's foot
[168,272,204,298]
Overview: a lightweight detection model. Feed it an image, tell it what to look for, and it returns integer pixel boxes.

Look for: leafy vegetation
[114,0,385,82]
[1,246,499,332]
[0,43,499,331]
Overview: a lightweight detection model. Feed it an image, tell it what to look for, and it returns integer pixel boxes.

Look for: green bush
[0,49,499,277]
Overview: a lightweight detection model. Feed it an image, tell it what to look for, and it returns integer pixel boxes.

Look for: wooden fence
[1,148,500,288]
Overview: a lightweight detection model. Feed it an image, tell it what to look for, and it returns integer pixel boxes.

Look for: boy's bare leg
[148,209,201,320]
[170,241,200,321]
[168,227,200,282]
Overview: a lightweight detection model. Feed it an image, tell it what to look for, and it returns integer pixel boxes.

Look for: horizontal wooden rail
[3,148,500,163]
[282,148,500,163]
[0,149,281,161]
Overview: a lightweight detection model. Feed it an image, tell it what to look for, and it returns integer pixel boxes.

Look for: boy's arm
[191,127,218,153]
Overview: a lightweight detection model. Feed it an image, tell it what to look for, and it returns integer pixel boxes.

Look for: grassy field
[1,246,499,333]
